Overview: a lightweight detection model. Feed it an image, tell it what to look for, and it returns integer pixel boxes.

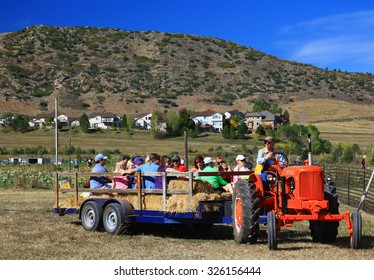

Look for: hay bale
[167,178,213,193]
[59,195,86,208]
[57,186,231,213]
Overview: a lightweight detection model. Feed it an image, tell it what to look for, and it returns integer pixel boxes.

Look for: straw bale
[165,192,230,213]
[58,187,231,213]
[167,178,213,193]
[59,195,87,208]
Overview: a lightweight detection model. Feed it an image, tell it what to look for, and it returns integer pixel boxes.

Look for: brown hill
[0,25,373,117]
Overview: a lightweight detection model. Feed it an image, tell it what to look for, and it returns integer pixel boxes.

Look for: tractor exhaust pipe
[307,134,313,166]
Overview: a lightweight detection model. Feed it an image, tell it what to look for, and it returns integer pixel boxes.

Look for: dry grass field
[285,99,374,149]
[0,189,373,260]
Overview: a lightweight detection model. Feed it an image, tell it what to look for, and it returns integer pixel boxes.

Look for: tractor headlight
[266,174,276,182]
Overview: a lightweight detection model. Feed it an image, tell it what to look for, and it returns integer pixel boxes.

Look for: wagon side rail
[54,170,252,213]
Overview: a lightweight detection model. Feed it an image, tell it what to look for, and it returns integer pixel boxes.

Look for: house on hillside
[191,110,223,132]
[133,113,152,130]
[32,113,70,128]
[244,110,283,130]
[224,110,245,120]
[89,112,120,129]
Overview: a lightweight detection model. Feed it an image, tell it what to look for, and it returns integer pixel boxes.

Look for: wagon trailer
[53,170,254,234]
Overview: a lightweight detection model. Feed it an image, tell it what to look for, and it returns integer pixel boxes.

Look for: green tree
[10,114,30,132]
[167,110,179,136]
[253,100,271,112]
[255,125,266,136]
[120,114,128,129]
[80,113,90,132]
[282,110,290,125]
[151,110,167,138]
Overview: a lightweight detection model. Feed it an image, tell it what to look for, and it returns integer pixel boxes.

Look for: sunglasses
[172,159,180,163]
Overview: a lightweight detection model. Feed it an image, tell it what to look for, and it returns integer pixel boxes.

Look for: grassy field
[0,129,262,165]
[0,189,373,260]
[285,99,374,149]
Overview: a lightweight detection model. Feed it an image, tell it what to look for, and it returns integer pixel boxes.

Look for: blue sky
[1,0,374,73]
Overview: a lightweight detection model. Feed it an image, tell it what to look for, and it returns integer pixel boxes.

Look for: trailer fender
[79,198,134,220]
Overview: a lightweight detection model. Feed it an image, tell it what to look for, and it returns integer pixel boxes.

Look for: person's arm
[122,166,140,175]
[257,149,273,164]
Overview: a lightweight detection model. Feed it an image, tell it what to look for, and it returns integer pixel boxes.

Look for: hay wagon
[53,171,256,235]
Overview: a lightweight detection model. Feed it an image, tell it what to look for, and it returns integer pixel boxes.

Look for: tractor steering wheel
[269,152,288,173]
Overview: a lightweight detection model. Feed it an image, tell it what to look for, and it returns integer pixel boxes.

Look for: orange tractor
[232,135,362,250]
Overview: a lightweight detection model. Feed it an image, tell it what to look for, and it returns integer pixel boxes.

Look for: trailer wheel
[232,180,260,244]
[267,211,277,250]
[350,211,362,249]
[81,201,103,231]
[103,203,125,235]
[309,191,339,243]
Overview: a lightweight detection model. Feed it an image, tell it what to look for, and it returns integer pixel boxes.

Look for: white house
[89,112,120,129]
[191,110,223,132]
[133,113,152,130]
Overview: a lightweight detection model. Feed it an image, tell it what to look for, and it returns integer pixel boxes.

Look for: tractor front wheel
[267,211,277,250]
[350,211,362,249]
[309,191,339,243]
[232,180,260,244]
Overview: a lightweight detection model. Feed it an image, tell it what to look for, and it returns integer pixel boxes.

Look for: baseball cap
[203,157,216,164]
[236,154,245,161]
[264,136,274,143]
[95,153,108,161]
[133,156,143,164]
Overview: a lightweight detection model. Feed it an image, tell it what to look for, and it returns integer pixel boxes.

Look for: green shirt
[196,165,229,189]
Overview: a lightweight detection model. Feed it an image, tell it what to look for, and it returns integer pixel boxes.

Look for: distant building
[244,110,283,130]
[191,110,223,132]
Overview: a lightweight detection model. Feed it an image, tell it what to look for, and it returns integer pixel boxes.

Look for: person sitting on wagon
[89,154,113,189]
[122,153,160,189]
[196,157,233,194]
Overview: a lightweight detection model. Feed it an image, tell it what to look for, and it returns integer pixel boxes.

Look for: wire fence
[323,166,373,215]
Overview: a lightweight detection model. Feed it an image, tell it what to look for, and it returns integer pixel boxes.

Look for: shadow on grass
[71,220,374,250]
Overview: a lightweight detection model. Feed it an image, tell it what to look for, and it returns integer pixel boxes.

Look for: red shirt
[176,165,188,172]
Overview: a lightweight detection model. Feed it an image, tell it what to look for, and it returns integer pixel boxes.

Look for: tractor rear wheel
[81,201,103,231]
[350,211,362,249]
[309,191,339,243]
[232,180,260,244]
[103,203,125,235]
[267,211,277,250]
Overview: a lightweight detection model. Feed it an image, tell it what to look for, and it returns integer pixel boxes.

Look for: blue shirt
[90,163,109,189]
[136,162,159,189]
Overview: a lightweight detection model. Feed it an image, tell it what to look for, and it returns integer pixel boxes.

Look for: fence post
[55,172,59,210]
[74,172,79,207]
[363,167,367,211]
[347,168,350,206]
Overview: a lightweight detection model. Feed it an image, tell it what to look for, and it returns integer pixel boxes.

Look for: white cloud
[278,11,374,72]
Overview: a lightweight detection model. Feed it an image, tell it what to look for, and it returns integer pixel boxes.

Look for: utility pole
[55,98,58,167]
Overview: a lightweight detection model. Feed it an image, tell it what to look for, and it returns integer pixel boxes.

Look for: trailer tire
[350,211,362,249]
[232,180,260,244]
[309,191,339,243]
[103,203,125,235]
[81,201,103,232]
[267,211,277,250]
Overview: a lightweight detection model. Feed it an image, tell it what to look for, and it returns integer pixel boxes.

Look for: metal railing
[323,166,374,214]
